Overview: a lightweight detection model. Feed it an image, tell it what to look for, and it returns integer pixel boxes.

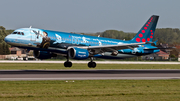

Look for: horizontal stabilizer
[144,47,176,50]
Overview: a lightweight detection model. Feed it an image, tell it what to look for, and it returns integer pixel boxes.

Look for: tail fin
[130,15,159,43]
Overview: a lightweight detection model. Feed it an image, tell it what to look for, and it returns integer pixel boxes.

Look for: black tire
[88,62,96,68]
[64,61,72,67]
[23,57,27,61]
[88,62,92,68]
[67,62,72,67]
[92,62,96,68]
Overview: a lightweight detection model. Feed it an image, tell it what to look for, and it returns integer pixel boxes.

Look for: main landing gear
[88,57,96,68]
[64,61,72,67]
[64,55,72,67]
[63,55,96,68]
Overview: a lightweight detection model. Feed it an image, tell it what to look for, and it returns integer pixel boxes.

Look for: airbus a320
[4,15,160,68]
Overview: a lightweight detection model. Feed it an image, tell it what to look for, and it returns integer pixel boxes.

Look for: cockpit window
[12,32,17,34]
[12,32,24,35]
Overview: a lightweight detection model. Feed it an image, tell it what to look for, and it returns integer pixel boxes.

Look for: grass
[0,63,180,69]
[0,80,180,101]
[0,64,180,100]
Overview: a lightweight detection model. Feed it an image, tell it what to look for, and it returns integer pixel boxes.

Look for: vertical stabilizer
[130,15,159,42]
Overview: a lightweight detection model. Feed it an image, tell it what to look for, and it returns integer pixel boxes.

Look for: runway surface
[1,60,180,64]
[0,69,180,80]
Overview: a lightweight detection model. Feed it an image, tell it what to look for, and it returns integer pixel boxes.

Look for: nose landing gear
[23,49,29,61]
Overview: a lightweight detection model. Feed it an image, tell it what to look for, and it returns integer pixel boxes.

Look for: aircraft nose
[4,35,10,43]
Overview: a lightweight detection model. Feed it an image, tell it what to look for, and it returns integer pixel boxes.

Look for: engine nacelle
[33,50,57,59]
[68,47,89,60]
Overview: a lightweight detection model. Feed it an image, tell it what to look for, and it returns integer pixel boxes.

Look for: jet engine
[68,47,89,59]
[33,50,57,59]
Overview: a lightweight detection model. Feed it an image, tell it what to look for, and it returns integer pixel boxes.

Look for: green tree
[101,30,136,40]
[0,26,11,55]
[154,28,180,44]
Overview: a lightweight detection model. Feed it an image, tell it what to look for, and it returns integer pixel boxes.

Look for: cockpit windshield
[12,32,24,35]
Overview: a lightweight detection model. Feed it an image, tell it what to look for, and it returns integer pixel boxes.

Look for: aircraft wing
[87,42,145,50]
[69,42,146,55]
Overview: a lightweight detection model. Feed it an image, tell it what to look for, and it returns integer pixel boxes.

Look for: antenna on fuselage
[29,26,32,29]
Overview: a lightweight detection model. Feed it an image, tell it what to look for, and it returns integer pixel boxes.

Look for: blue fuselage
[4,28,159,59]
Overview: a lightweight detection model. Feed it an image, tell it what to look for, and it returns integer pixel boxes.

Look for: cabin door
[30,29,36,41]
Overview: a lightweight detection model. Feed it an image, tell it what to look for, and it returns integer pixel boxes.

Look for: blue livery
[4,15,160,68]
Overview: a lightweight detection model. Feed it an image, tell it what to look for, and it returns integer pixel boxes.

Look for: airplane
[4,15,159,68]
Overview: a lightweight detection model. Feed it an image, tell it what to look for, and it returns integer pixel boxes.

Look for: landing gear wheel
[23,49,29,61]
[64,61,72,67]
[64,52,73,67]
[23,57,28,61]
[88,57,96,68]
[88,62,96,68]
